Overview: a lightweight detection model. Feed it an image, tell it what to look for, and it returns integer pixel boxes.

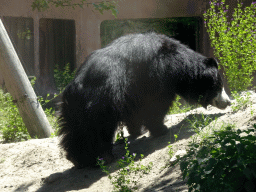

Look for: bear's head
[199,58,231,109]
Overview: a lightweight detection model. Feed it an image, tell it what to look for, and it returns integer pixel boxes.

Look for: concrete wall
[0,0,216,93]
[1,1,211,59]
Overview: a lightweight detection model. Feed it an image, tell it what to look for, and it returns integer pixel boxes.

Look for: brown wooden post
[0,19,53,138]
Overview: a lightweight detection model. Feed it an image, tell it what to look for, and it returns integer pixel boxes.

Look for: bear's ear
[204,58,218,68]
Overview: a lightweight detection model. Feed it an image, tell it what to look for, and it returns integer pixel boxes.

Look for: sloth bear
[58,32,231,168]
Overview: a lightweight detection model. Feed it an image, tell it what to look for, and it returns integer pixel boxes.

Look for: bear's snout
[211,87,231,109]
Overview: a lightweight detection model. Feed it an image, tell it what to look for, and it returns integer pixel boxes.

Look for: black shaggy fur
[59,32,223,168]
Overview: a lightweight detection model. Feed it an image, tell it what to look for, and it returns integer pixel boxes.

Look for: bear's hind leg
[124,115,144,140]
[144,116,169,137]
[143,105,169,137]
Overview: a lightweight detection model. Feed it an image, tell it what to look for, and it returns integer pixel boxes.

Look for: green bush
[0,89,30,142]
[204,0,256,91]
[97,139,153,192]
[54,63,76,92]
[185,113,213,135]
[0,63,76,142]
[180,124,256,192]
[231,91,253,113]
[168,95,193,115]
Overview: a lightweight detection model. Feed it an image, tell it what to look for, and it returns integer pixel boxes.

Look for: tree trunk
[0,19,53,138]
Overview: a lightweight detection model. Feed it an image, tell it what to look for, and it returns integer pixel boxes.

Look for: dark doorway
[39,18,76,95]
[100,17,201,52]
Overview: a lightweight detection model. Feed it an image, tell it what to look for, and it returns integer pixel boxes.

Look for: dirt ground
[1,91,256,192]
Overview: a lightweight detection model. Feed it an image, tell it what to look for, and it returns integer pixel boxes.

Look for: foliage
[0,62,76,142]
[180,124,256,192]
[0,89,31,142]
[115,128,125,143]
[97,138,153,192]
[54,63,76,92]
[168,134,178,158]
[0,77,59,142]
[231,91,253,114]
[168,95,193,115]
[38,94,60,136]
[31,0,119,17]
[168,124,180,159]
[204,0,256,91]
[31,76,60,136]
[17,28,32,40]
[186,113,213,135]
[168,143,175,159]
[34,62,78,136]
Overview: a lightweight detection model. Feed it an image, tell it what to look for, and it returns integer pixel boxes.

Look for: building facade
[1,0,250,95]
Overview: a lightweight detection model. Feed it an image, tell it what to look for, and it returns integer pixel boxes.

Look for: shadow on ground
[32,113,225,192]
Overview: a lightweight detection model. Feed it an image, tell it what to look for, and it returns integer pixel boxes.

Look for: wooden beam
[0,19,53,138]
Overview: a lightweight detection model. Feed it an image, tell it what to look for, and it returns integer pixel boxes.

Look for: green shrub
[186,113,213,135]
[0,80,59,142]
[54,63,76,92]
[0,89,30,142]
[204,0,256,91]
[97,139,153,192]
[168,134,178,159]
[168,95,193,114]
[180,124,256,192]
[115,127,125,143]
[38,93,60,136]
[231,91,253,113]
[0,63,76,142]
